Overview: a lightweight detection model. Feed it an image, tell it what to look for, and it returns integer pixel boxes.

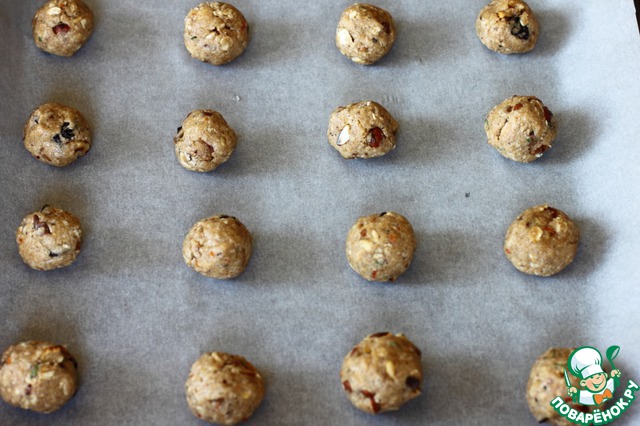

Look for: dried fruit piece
[52,23,70,35]
[367,127,384,148]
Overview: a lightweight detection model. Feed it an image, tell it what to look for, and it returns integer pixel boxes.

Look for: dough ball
[183,215,252,279]
[185,352,265,425]
[328,101,398,159]
[16,205,82,271]
[184,2,249,66]
[23,102,92,167]
[476,0,539,54]
[346,212,416,282]
[174,109,238,173]
[504,204,579,276]
[484,95,557,163]
[32,0,94,57]
[340,332,423,414]
[526,348,590,425]
[336,4,396,65]
[0,341,78,413]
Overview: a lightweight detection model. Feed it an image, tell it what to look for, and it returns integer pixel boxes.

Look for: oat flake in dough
[32,0,94,57]
[336,3,396,65]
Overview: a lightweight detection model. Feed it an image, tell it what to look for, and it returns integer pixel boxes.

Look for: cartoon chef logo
[566,346,621,406]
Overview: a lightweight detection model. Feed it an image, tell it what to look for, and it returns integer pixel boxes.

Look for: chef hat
[568,347,604,379]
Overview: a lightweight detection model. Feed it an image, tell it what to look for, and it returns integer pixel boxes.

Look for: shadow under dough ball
[341,332,423,414]
[174,109,237,172]
[0,341,78,414]
[184,2,249,66]
[182,215,252,279]
[32,0,94,57]
[328,101,398,159]
[526,348,590,425]
[336,3,396,65]
[185,352,265,425]
[24,102,92,167]
[504,204,579,276]
[16,205,83,271]
[484,95,557,163]
[476,0,539,54]
[345,212,416,282]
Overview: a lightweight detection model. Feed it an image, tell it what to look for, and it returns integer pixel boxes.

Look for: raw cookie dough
[16,205,83,271]
[184,2,249,66]
[0,341,78,413]
[328,101,398,159]
[336,3,396,65]
[23,102,92,167]
[526,348,590,425]
[185,352,265,425]
[504,204,579,276]
[183,215,252,279]
[32,0,94,57]
[340,332,423,414]
[174,109,238,172]
[476,0,539,54]
[345,212,416,282]
[484,95,557,163]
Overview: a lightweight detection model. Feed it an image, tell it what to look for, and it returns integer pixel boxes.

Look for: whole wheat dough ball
[32,0,94,57]
[23,102,91,167]
[476,0,539,54]
[346,212,416,282]
[174,109,237,172]
[484,95,557,163]
[336,4,396,65]
[526,347,591,425]
[504,204,579,276]
[328,101,398,159]
[341,332,423,414]
[0,341,78,413]
[184,2,249,66]
[185,352,265,425]
[16,205,82,271]
[183,215,252,279]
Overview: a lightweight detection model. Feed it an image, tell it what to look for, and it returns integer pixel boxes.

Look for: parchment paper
[1,1,639,425]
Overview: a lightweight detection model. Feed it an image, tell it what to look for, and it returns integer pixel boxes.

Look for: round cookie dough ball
[0,341,78,413]
[345,212,416,282]
[184,2,249,66]
[476,0,539,54]
[336,4,396,65]
[504,204,579,276]
[526,348,590,425]
[23,102,92,167]
[185,352,265,425]
[484,95,557,163]
[16,205,83,271]
[183,215,252,279]
[328,101,398,159]
[340,332,423,414]
[174,109,238,173]
[32,0,94,57]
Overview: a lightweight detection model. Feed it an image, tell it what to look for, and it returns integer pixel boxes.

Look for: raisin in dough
[526,348,590,425]
[485,95,557,163]
[32,0,94,57]
[328,101,398,159]
[346,212,416,282]
[0,341,78,414]
[341,332,423,414]
[504,204,579,276]
[174,109,237,172]
[476,0,538,54]
[183,215,252,279]
[184,2,249,66]
[336,4,396,65]
[185,352,265,425]
[24,103,91,167]
[16,205,82,271]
